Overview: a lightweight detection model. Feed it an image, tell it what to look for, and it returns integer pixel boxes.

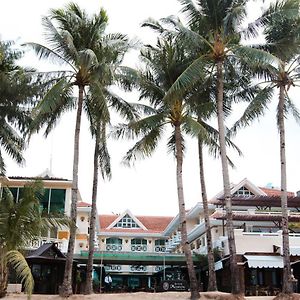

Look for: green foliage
[0,181,69,298]
[0,40,41,174]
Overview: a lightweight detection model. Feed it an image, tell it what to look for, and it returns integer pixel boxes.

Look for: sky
[1,0,300,217]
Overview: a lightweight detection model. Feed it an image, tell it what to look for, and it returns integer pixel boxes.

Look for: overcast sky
[2,0,300,217]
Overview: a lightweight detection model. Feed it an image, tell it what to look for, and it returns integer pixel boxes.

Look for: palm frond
[6,250,34,298]
[30,78,75,136]
[24,42,75,71]
[165,56,208,99]
[230,86,274,136]
[122,126,164,166]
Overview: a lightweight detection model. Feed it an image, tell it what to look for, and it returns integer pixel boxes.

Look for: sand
[3,291,275,300]
[4,292,300,299]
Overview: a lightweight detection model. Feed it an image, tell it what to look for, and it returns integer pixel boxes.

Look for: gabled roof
[210,178,267,202]
[106,209,147,230]
[99,211,173,234]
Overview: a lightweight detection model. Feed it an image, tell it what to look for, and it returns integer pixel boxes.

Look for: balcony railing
[154,245,166,252]
[105,243,123,251]
[166,233,182,251]
[131,244,148,252]
[25,238,67,252]
[130,265,147,272]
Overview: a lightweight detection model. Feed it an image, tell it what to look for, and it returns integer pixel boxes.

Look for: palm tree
[164,0,274,293]
[26,3,131,296]
[0,40,39,174]
[84,91,137,293]
[85,117,110,294]
[113,22,242,296]
[232,0,300,293]
[187,75,242,292]
[0,181,69,298]
[113,34,202,299]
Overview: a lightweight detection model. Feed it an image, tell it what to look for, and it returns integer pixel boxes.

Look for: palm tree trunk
[0,250,8,298]
[174,124,200,299]
[60,86,84,297]
[216,61,240,294]
[278,84,293,294]
[85,124,100,294]
[197,138,217,291]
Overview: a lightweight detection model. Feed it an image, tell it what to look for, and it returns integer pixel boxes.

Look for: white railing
[130,244,148,252]
[154,245,166,252]
[130,265,147,272]
[25,238,67,252]
[105,243,123,251]
[105,265,122,272]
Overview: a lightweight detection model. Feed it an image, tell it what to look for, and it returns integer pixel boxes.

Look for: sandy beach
[3,292,278,300]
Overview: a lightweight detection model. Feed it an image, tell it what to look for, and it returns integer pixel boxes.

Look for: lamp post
[99,251,103,293]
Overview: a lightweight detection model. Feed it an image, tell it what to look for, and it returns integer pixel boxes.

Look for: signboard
[161,280,188,291]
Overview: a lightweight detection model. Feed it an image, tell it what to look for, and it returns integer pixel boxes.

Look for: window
[114,214,139,228]
[106,238,122,245]
[131,239,147,245]
[233,186,254,197]
[8,187,65,213]
[49,189,65,213]
[155,239,166,246]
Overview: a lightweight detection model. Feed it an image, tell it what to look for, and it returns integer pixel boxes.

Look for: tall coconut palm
[85,118,110,294]
[113,23,241,297]
[164,0,277,293]
[187,70,243,291]
[0,181,69,298]
[84,86,137,293]
[113,33,202,299]
[0,40,40,174]
[26,3,131,296]
[232,0,300,293]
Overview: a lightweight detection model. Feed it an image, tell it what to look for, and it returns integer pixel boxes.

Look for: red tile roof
[259,187,294,197]
[77,201,92,207]
[99,214,173,234]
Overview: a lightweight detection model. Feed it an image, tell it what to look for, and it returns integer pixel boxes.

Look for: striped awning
[245,255,283,268]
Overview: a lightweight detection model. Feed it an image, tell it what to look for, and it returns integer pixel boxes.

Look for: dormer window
[114,214,139,228]
[233,186,254,197]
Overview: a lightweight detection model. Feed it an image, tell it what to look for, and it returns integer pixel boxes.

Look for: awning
[290,247,300,256]
[245,255,283,268]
